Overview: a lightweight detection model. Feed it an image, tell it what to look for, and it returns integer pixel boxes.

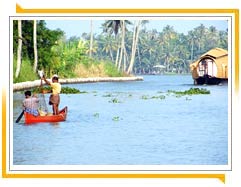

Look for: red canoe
[24,106,68,125]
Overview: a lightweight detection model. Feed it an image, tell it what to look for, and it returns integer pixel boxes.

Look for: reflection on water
[13,75,228,165]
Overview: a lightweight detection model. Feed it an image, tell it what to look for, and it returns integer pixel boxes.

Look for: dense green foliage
[13,58,39,82]
[104,62,123,77]
[13,20,228,83]
[13,20,124,83]
[13,21,64,76]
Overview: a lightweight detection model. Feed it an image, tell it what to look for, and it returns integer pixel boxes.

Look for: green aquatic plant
[32,86,83,94]
[157,91,164,94]
[175,95,182,98]
[79,91,89,94]
[93,113,100,117]
[103,93,113,97]
[141,94,166,100]
[141,95,149,100]
[141,88,209,101]
[151,95,166,100]
[128,94,132,97]
[168,88,210,96]
[112,116,121,121]
[62,87,87,94]
[109,98,121,103]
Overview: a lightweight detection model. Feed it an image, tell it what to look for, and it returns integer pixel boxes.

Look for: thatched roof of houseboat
[190,48,228,69]
[200,47,228,59]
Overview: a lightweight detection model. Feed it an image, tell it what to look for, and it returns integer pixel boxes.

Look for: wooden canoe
[24,106,68,125]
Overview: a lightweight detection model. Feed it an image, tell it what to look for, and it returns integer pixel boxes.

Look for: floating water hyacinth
[141,95,166,100]
[151,95,166,99]
[103,93,113,97]
[112,116,121,121]
[141,95,149,100]
[93,113,100,117]
[168,88,210,95]
[32,86,83,94]
[109,98,121,103]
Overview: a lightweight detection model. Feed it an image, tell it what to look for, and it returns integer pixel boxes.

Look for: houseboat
[189,48,228,85]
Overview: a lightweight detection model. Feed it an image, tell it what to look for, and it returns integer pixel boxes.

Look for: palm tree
[89,20,94,58]
[33,20,38,72]
[207,26,218,49]
[102,20,122,68]
[187,30,197,61]
[194,24,206,53]
[15,20,22,78]
[85,40,98,56]
[127,20,147,74]
[101,34,117,62]
[218,30,228,49]
[102,20,131,71]
[159,25,177,72]
[102,20,122,36]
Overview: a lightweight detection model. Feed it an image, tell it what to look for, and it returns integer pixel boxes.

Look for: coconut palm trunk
[15,20,22,78]
[33,20,38,72]
[191,37,194,61]
[127,20,141,74]
[115,45,120,67]
[117,20,125,71]
[109,48,114,62]
[89,20,93,58]
[124,46,129,71]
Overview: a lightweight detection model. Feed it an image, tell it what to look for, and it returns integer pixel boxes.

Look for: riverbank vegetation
[13,20,227,83]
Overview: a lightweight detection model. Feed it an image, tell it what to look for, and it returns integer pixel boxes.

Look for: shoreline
[13,76,144,92]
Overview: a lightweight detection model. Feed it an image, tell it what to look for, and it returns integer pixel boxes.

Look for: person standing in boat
[42,74,61,115]
[23,90,39,116]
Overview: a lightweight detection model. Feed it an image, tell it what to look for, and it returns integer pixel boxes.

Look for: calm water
[13,75,228,165]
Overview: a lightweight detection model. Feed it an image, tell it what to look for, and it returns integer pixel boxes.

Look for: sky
[45,19,228,39]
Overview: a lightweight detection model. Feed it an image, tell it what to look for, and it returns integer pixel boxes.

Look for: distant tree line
[13,20,228,82]
[94,21,228,74]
